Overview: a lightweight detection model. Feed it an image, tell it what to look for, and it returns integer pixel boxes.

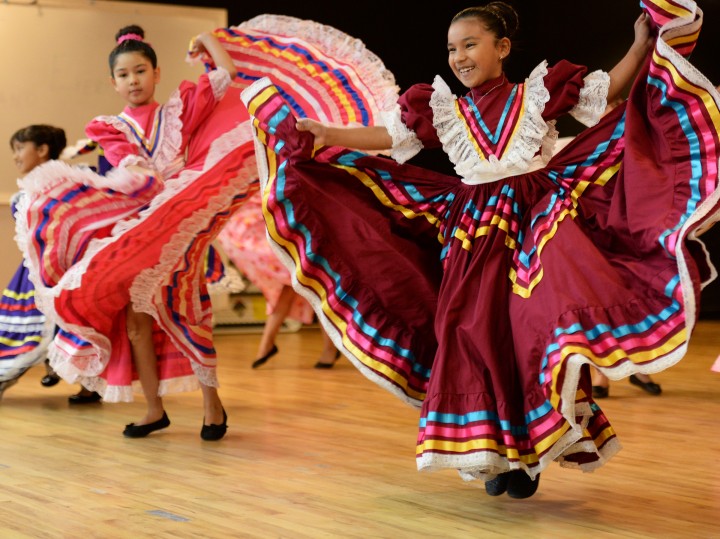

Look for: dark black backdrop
[141,0,720,316]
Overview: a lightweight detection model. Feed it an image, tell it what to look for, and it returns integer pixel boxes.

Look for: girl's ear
[37,143,50,160]
[498,37,511,59]
[154,66,161,85]
[110,75,119,93]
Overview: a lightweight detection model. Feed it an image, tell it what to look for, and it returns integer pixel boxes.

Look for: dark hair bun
[115,25,145,43]
[485,2,519,39]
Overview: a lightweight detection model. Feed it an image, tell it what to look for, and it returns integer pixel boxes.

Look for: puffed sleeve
[542,60,609,127]
[381,83,442,164]
[177,67,232,139]
[85,118,142,169]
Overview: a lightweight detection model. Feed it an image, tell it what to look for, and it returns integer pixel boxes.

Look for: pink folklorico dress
[217,191,314,324]
[15,68,259,401]
[240,3,720,482]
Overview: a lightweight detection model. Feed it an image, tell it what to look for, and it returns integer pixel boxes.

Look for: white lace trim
[93,89,185,176]
[208,67,231,102]
[236,14,400,115]
[19,160,151,196]
[71,373,200,403]
[569,70,610,127]
[430,61,554,185]
[381,105,424,164]
[118,154,149,169]
[15,123,257,391]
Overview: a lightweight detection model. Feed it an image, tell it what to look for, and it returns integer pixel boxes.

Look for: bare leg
[632,373,656,384]
[257,285,297,357]
[200,383,224,426]
[126,307,164,425]
[314,328,339,366]
[591,368,609,388]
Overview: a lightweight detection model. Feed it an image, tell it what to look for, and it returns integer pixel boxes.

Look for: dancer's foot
[41,359,60,387]
[68,388,102,404]
[629,374,662,395]
[123,411,170,438]
[201,408,228,441]
[252,344,278,369]
[507,470,540,499]
[485,472,511,496]
[314,350,341,369]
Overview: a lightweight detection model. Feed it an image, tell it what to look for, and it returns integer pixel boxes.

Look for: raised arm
[188,32,237,78]
[606,13,654,103]
[295,119,393,150]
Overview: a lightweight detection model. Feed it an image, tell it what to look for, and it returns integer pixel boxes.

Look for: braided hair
[451,2,520,41]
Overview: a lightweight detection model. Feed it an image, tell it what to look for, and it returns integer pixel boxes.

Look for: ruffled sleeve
[177,68,232,140]
[85,118,143,169]
[381,83,440,163]
[542,60,609,127]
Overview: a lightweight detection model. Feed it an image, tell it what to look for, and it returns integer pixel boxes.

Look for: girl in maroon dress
[241,1,720,499]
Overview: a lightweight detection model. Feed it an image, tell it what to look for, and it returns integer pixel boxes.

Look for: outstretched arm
[606,13,654,103]
[188,32,237,78]
[296,119,392,150]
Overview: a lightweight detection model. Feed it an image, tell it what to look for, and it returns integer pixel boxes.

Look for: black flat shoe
[629,374,662,395]
[41,374,60,387]
[68,391,102,404]
[41,359,60,387]
[123,412,170,438]
[507,470,540,499]
[314,350,341,369]
[252,345,278,369]
[201,408,228,441]
[592,385,609,399]
[485,472,511,496]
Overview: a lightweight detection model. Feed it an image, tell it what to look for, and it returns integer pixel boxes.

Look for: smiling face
[447,17,510,89]
[11,140,48,176]
[111,51,160,108]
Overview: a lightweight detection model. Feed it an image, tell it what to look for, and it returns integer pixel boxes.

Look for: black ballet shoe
[201,408,228,441]
[41,373,60,387]
[123,411,170,438]
[41,359,60,387]
[484,472,511,496]
[252,345,278,369]
[592,385,609,399]
[507,470,540,499]
[629,374,662,395]
[68,391,102,405]
[314,350,341,369]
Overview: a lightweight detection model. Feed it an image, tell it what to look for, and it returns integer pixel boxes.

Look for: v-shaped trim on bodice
[117,106,165,158]
[456,84,525,162]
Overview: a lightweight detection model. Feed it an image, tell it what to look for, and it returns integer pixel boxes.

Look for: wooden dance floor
[0,321,719,538]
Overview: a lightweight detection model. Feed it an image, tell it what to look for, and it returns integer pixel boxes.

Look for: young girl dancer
[241,1,720,498]
[217,192,339,369]
[0,125,66,398]
[15,25,259,439]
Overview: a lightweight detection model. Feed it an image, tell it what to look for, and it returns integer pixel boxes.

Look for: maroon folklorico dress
[242,3,719,482]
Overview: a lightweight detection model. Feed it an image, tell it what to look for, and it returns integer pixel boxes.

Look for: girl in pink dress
[217,191,339,369]
[15,25,259,439]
